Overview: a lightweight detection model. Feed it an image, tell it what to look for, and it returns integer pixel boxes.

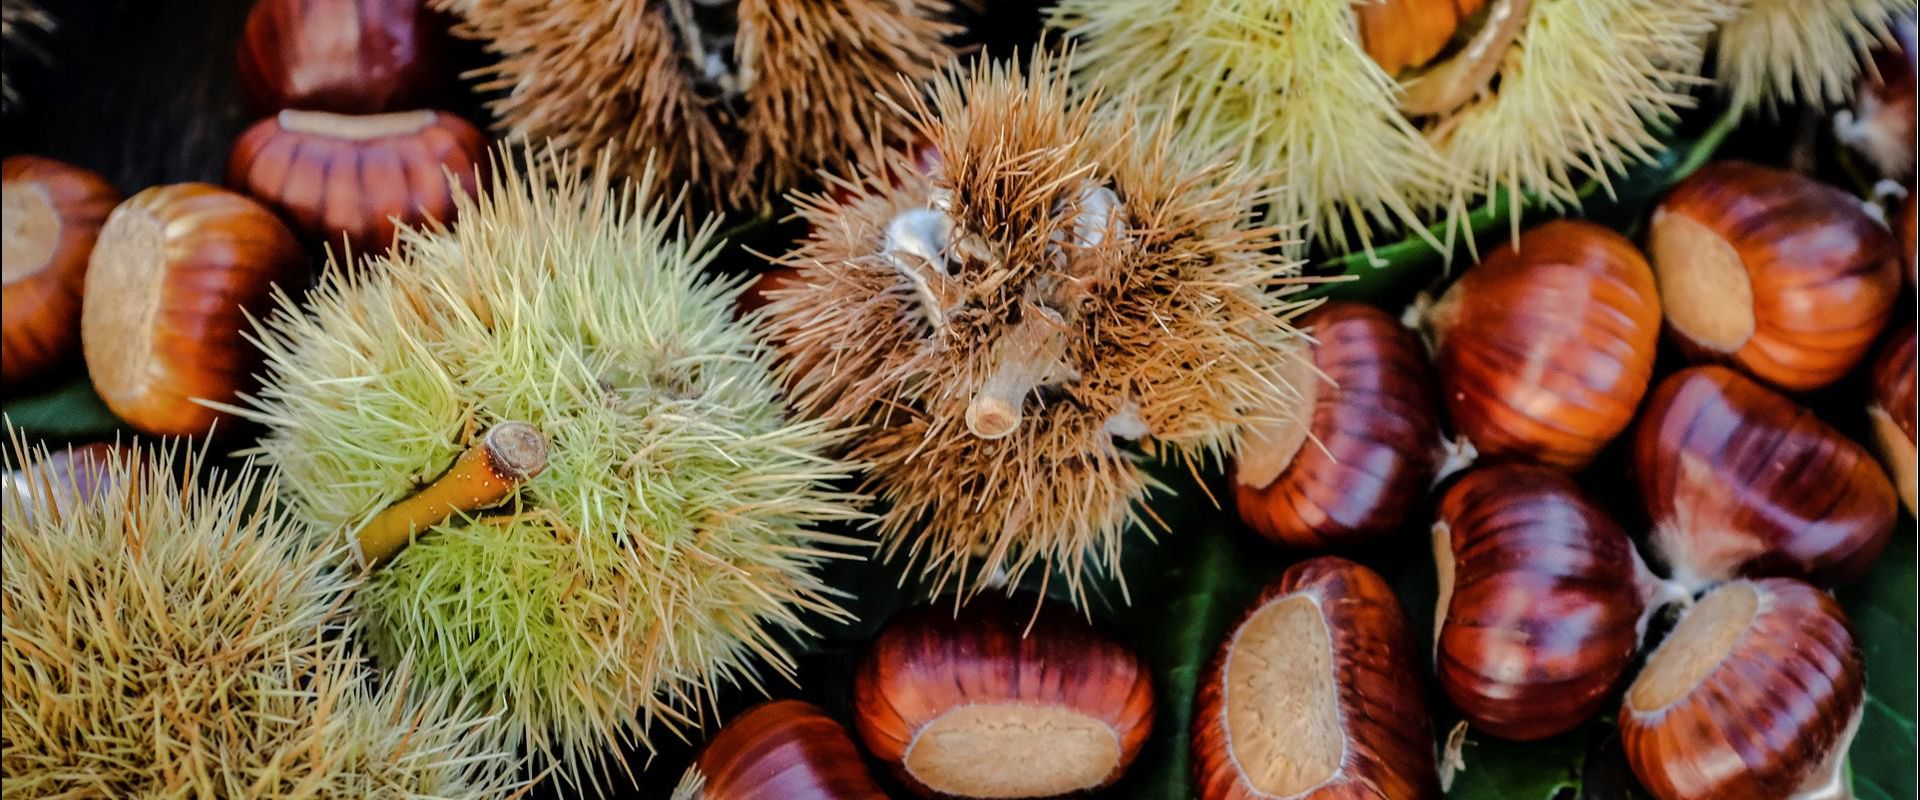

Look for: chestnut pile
[1,0,488,435]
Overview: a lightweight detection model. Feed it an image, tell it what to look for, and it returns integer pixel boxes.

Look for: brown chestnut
[1635,365,1896,589]
[1233,301,1440,549]
[1647,161,1901,391]
[1620,578,1863,800]
[1433,463,1676,741]
[1193,556,1440,800]
[81,184,306,437]
[1429,219,1662,469]
[735,265,802,319]
[853,593,1155,799]
[1835,17,1916,182]
[1869,321,1917,515]
[1903,190,1917,289]
[227,109,487,252]
[674,700,886,800]
[2,156,121,388]
[235,0,453,115]
[1354,0,1484,75]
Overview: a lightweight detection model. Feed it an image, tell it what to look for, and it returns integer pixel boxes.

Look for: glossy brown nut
[227,109,487,253]
[81,184,306,437]
[2,442,127,523]
[735,265,802,319]
[676,700,887,800]
[1648,161,1901,391]
[1193,557,1441,800]
[1621,578,1864,800]
[1869,322,1917,515]
[853,593,1156,799]
[1836,18,1916,182]
[1430,219,1662,469]
[1433,463,1660,741]
[235,0,452,115]
[1635,365,1896,589]
[1233,301,1440,549]
[1354,0,1485,75]
[2,156,121,387]
[1903,190,1916,289]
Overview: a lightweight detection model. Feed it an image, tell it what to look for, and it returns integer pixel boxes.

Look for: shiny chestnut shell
[1433,463,1656,741]
[1635,365,1896,589]
[853,593,1155,799]
[1193,556,1441,800]
[1620,578,1863,800]
[1354,0,1485,75]
[1233,301,1440,549]
[2,442,126,523]
[677,700,886,800]
[227,109,487,252]
[1869,322,1917,515]
[1430,219,1662,469]
[81,184,305,437]
[235,0,452,115]
[1647,161,1900,391]
[2,156,121,388]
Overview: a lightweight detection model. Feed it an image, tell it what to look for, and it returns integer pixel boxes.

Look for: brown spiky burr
[759,55,1308,600]
[434,0,957,212]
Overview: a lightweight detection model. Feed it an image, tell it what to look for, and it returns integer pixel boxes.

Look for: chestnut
[675,700,886,800]
[1635,365,1896,589]
[1,442,126,523]
[1869,322,1917,515]
[1433,463,1675,741]
[735,265,802,319]
[1354,0,1484,75]
[1233,301,1440,550]
[1834,18,1916,182]
[1429,219,1662,469]
[2,156,121,388]
[1193,557,1440,800]
[1620,578,1863,800]
[81,184,306,437]
[1647,161,1901,391]
[235,0,453,115]
[227,109,488,252]
[1903,190,1917,289]
[853,593,1155,799]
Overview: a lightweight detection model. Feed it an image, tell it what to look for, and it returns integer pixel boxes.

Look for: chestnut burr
[1234,301,1440,550]
[1635,365,1896,589]
[853,593,1155,799]
[674,700,887,800]
[2,156,120,388]
[1647,161,1900,392]
[1193,557,1441,800]
[1433,463,1676,741]
[1429,219,1662,469]
[1621,578,1864,800]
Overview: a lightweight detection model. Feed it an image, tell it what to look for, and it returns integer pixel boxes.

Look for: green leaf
[1444,728,1583,800]
[1842,525,1919,800]
[1,377,127,442]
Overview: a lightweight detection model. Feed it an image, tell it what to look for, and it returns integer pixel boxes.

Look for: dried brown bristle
[762,54,1308,600]
[436,0,958,211]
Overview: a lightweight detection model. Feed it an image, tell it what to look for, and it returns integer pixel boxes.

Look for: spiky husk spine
[435,0,957,212]
[1714,0,1915,112]
[1049,0,1731,250]
[760,55,1309,603]
[231,149,865,787]
[0,440,516,799]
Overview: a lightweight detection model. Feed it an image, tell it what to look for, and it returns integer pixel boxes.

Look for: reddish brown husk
[1193,557,1441,800]
[80,184,305,437]
[1649,161,1900,392]
[227,109,488,253]
[853,593,1156,799]
[680,700,886,800]
[235,0,454,115]
[1233,301,1440,550]
[1434,463,1653,741]
[1,156,120,388]
[1430,219,1662,469]
[1869,322,1917,515]
[1635,365,1896,589]
[1620,578,1864,800]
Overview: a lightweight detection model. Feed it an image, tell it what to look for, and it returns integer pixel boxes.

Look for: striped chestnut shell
[1433,462,1666,741]
[235,0,453,115]
[1193,556,1441,800]
[227,109,487,252]
[2,156,121,388]
[675,700,886,800]
[1869,322,1917,515]
[1429,219,1662,469]
[1233,301,1440,550]
[853,593,1156,799]
[1635,365,1896,590]
[1647,161,1900,392]
[1620,578,1864,800]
